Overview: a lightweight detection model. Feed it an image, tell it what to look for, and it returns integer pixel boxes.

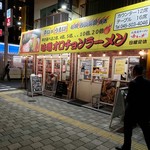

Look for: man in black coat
[2,62,11,81]
[116,65,150,150]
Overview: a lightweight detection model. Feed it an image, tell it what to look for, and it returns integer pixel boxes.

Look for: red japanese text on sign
[41,33,128,52]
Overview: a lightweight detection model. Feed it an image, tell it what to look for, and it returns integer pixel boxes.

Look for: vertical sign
[6,8,13,27]
[0,29,2,36]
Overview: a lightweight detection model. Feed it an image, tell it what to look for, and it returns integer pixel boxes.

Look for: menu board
[55,81,67,97]
[30,75,43,97]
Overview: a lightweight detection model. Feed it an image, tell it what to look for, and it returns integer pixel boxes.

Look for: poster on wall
[113,58,128,81]
[115,59,126,75]
[80,60,91,80]
[92,58,109,82]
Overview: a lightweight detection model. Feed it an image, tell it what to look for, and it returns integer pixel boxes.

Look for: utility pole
[4,0,8,67]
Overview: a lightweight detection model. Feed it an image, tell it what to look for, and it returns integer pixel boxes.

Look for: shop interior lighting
[102,53,106,57]
[89,53,92,57]
[17,21,21,25]
[77,54,80,57]
[19,7,22,11]
[139,50,146,56]
[19,16,22,20]
[50,54,53,58]
[119,51,122,55]
[59,54,61,58]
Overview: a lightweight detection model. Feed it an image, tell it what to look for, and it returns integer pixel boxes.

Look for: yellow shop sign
[19,1,150,55]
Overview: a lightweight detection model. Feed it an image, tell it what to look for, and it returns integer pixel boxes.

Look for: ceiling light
[61,4,67,9]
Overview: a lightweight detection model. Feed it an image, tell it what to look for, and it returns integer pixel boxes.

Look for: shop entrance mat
[68,99,89,106]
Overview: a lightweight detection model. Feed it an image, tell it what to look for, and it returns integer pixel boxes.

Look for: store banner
[19,1,150,55]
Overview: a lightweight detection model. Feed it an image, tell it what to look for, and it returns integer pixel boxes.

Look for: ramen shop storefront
[19,1,150,105]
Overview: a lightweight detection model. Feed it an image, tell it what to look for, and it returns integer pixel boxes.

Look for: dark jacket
[125,76,150,121]
[5,64,10,73]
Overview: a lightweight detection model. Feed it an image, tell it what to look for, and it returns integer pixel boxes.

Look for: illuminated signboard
[0,29,2,36]
[6,8,13,27]
[0,2,2,10]
[0,42,19,54]
[19,1,150,55]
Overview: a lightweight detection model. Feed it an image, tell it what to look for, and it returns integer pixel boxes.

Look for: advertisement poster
[20,29,41,54]
[80,60,91,80]
[100,79,117,105]
[115,59,126,74]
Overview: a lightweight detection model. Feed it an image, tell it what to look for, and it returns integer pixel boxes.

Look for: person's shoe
[115,146,123,150]
[115,146,130,150]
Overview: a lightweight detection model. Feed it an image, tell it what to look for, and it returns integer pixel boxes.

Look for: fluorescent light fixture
[61,4,67,9]
[17,21,21,25]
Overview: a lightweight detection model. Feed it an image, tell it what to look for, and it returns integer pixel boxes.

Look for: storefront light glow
[89,54,92,57]
[119,51,122,55]
[103,53,106,57]
[139,50,145,56]
[77,54,80,57]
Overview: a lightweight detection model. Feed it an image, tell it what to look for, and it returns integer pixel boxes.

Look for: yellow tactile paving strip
[0,90,147,150]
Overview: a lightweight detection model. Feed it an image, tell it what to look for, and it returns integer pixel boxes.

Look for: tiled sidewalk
[0,90,147,150]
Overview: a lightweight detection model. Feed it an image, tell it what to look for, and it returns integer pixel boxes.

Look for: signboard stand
[99,79,118,106]
[109,87,128,128]
[55,81,68,98]
[27,74,43,97]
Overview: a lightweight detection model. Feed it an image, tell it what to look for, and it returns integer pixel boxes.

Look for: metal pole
[25,57,27,89]
[73,53,77,99]
[4,0,8,67]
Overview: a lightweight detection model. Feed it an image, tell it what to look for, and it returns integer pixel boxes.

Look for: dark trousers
[3,71,10,81]
[123,113,150,150]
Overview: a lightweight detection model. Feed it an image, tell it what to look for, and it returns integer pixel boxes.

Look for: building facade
[0,0,34,45]
[19,0,150,107]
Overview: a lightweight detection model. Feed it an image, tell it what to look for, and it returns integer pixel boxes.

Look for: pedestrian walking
[2,62,11,81]
[116,64,150,150]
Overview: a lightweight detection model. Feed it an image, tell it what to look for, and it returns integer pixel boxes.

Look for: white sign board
[0,2,2,10]
[114,6,150,30]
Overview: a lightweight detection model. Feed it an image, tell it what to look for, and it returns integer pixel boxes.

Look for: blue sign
[0,42,19,54]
